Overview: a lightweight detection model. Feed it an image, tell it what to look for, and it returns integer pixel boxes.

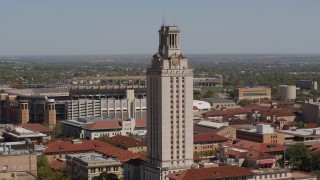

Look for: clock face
[171,57,180,66]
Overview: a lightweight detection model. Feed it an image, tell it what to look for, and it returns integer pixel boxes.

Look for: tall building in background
[144,25,193,179]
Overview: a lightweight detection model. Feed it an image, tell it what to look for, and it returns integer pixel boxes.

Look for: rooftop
[43,139,109,154]
[226,148,275,160]
[277,127,320,137]
[105,135,146,148]
[85,120,122,130]
[166,166,254,180]
[68,152,119,164]
[6,87,69,96]
[22,123,52,133]
[223,139,285,153]
[203,108,252,117]
[95,146,142,163]
[50,158,66,170]
[196,121,225,129]
[201,98,235,104]
[194,133,228,143]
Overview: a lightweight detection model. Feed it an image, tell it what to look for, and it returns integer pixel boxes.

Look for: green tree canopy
[285,143,312,172]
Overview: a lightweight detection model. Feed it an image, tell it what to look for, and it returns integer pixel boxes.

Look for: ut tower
[143,25,193,180]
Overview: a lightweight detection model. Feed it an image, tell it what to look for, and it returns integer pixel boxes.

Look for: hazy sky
[0,0,319,55]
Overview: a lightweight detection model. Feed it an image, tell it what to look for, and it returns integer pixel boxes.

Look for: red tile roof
[95,146,141,163]
[285,121,297,127]
[194,133,228,143]
[203,108,252,117]
[85,120,122,130]
[226,149,275,160]
[305,123,318,129]
[245,104,271,111]
[263,108,297,117]
[105,135,146,148]
[125,155,147,165]
[44,140,109,154]
[22,123,52,133]
[50,159,66,170]
[167,166,255,180]
[222,139,284,153]
[135,119,146,127]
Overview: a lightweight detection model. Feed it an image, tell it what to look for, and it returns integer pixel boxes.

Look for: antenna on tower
[173,15,175,26]
[162,15,166,26]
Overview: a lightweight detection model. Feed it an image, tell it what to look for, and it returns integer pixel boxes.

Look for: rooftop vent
[72,139,82,144]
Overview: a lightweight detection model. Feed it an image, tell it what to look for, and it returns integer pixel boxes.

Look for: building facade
[234,87,271,101]
[0,88,146,124]
[236,124,285,144]
[277,85,296,100]
[143,25,193,180]
[296,80,317,90]
[66,152,122,180]
[303,100,320,125]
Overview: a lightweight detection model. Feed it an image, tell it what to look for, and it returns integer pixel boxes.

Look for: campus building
[234,87,271,101]
[143,25,194,180]
[236,124,285,144]
[66,152,122,180]
[0,87,147,125]
[296,80,317,90]
[277,85,296,100]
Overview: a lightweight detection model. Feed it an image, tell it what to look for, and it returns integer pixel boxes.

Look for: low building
[234,87,271,101]
[296,80,317,90]
[194,122,236,139]
[253,169,316,180]
[193,76,223,87]
[0,124,47,144]
[193,100,211,111]
[261,108,298,122]
[104,135,146,153]
[193,133,228,156]
[44,139,110,163]
[62,117,147,139]
[219,146,276,169]
[201,98,239,109]
[66,152,122,180]
[22,123,53,141]
[202,108,252,121]
[222,139,285,160]
[236,124,285,144]
[167,166,255,180]
[277,127,320,142]
[0,153,37,176]
[83,118,146,140]
[0,171,38,180]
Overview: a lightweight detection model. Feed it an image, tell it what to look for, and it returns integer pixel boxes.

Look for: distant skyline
[0,0,319,56]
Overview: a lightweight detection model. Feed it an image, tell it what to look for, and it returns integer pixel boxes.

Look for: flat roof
[197,121,224,129]
[5,127,46,138]
[68,152,119,164]
[277,128,320,137]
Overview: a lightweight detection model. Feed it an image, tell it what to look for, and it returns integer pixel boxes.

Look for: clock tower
[144,25,193,180]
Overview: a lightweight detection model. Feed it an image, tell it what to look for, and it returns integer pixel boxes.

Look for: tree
[93,172,118,180]
[53,124,62,138]
[37,155,53,179]
[285,143,313,172]
[296,121,305,129]
[237,99,253,107]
